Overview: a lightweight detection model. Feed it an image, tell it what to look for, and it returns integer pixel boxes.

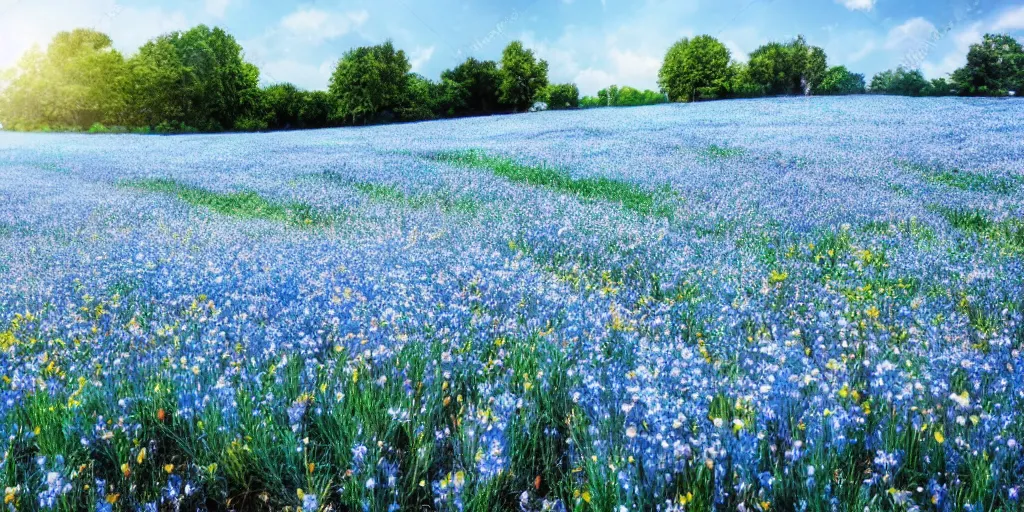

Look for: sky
[1,0,1023,95]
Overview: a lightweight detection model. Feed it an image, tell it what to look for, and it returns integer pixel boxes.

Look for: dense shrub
[542,83,580,110]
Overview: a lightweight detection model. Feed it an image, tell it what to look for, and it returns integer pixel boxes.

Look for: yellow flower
[164,464,175,474]
[4,485,19,504]
[136,447,146,465]
[768,270,788,284]
[934,431,945,444]
[106,494,120,504]
[582,491,591,503]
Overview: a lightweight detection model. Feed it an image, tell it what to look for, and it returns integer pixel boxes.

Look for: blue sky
[2,0,1023,94]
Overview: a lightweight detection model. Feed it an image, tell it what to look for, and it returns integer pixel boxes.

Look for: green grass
[887,183,914,197]
[309,172,481,215]
[124,178,329,227]
[898,160,1020,194]
[431,150,673,217]
[931,205,1024,253]
[352,181,407,202]
[699,144,745,160]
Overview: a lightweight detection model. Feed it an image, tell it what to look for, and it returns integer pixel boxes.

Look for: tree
[300,91,335,128]
[748,42,793,95]
[441,58,503,114]
[870,66,928,96]
[543,83,580,109]
[658,35,731,102]
[747,36,828,96]
[125,25,263,131]
[328,41,410,124]
[262,83,305,130]
[498,41,549,112]
[951,34,1023,96]
[0,29,126,130]
[922,77,954,97]
[805,46,829,94]
[817,66,866,95]
[726,61,763,97]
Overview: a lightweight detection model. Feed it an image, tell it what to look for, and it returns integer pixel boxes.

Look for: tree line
[0,25,1020,133]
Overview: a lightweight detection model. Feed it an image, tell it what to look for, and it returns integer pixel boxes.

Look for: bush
[870,67,928,96]
[543,83,580,110]
[154,121,197,134]
[817,66,866,95]
[234,117,268,132]
[88,123,109,133]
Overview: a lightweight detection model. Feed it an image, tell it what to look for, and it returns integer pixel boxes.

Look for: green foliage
[748,42,792,95]
[747,35,828,95]
[817,66,866,95]
[125,178,328,227]
[897,160,1021,194]
[922,77,954,97]
[725,62,764,97]
[498,41,549,112]
[805,46,829,94]
[300,91,335,128]
[932,206,1024,254]
[658,35,732,102]
[396,74,441,122]
[440,58,504,114]
[262,83,305,130]
[583,85,666,108]
[329,41,411,125]
[0,29,127,131]
[541,83,580,110]
[951,34,1024,96]
[124,25,263,132]
[433,150,673,217]
[869,66,929,96]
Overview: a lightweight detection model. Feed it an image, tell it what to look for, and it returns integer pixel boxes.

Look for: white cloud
[836,0,875,12]
[260,58,336,89]
[205,0,231,19]
[520,0,699,95]
[719,26,763,63]
[992,5,1024,32]
[408,46,435,73]
[280,8,369,44]
[918,5,1024,80]
[848,39,877,62]
[921,22,983,79]
[885,17,938,51]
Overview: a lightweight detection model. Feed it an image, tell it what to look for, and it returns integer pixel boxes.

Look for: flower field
[0,96,1023,511]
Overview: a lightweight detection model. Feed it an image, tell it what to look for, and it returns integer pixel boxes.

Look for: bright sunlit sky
[2,0,1023,95]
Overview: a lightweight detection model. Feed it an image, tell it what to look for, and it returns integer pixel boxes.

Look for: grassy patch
[125,178,329,227]
[887,183,914,197]
[898,160,1020,194]
[351,181,407,202]
[699,144,745,160]
[931,205,1024,253]
[310,172,481,215]
[431,150,672,217]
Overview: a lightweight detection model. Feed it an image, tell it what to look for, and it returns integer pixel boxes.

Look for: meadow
[0,96,1022,511]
